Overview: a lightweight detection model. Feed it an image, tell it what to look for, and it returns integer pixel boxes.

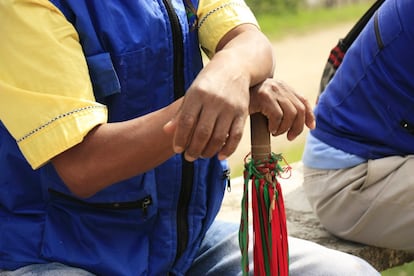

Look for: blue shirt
[308,0,414,166]
[303,133,365,169]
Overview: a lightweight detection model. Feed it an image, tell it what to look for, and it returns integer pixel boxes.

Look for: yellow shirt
[198,0,259,58]
[0,0,258,169]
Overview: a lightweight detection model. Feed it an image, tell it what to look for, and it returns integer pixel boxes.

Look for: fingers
[218,115,245,160]
[184,108,231,162]
[276,96,305,141]
[173,112,244,162]
[197,111,232,160]
[250,79,315,140]
[285,89,316,134]
[168,97,246,162]
[302,95,316,130]
[171,102,201,154]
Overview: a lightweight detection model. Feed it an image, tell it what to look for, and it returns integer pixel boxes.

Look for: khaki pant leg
[302,155,414,252]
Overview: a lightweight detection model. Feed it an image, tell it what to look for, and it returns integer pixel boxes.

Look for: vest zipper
[162,0,195,264]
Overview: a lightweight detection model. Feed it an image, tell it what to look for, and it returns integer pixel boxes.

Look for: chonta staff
[239,113,289,276]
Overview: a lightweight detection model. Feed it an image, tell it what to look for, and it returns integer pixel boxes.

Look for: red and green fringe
[239,153,289,276]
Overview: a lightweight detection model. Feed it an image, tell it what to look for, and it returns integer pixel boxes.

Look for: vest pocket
[47,189,153,214]
[40,189,156,275]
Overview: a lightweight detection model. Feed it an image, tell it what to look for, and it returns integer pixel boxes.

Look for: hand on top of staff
[249,79,315,141]
[165,78,315,162]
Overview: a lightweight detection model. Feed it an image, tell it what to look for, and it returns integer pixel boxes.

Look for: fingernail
[185,155,196,162]
[174,146,184,153]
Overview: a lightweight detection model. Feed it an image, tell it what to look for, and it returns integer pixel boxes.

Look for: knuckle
[185,149,199,159]
[194,125,211,140]
[295,101,306,114]
[179,113,196,129]
[289,107,299,117]
[222,143,237,157]
[270,81,280,92]
[210,134,226,146]
[231,131,243,143]
[201,148,215,159]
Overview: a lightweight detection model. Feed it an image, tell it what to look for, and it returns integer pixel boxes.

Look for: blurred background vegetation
[245,0,375,42]
[235,1,414,275]
[246,0,369,14]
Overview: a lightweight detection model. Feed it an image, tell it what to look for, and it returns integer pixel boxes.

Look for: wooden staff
[250,112,271,161]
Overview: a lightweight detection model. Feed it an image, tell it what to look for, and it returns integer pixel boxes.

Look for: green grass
[280,142,305,164]
[382,262,414,276]
[256,2,373,41]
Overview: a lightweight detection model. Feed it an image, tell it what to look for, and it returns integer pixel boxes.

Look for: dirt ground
[226,22,354,173]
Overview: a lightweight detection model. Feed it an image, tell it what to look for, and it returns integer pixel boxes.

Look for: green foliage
[255,2,374,40]
[245,0,304,14]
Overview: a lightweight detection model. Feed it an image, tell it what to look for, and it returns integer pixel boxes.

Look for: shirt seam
[197,2,246,29]
[16,105,105,143]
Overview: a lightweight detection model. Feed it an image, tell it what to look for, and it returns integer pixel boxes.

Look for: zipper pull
[142,196,152,218]
[222,169,231,192]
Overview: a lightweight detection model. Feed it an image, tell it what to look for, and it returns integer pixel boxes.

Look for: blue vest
[312,0,414,159]
[0,1,229,275]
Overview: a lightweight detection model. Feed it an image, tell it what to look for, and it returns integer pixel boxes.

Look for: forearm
[52,99,182,198]
[215,24,274,86]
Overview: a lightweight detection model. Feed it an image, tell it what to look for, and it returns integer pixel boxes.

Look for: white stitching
[17,105,105,143]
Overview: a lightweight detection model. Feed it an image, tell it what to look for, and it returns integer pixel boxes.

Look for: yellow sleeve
[0,0,108,169]
[197,0,259,58]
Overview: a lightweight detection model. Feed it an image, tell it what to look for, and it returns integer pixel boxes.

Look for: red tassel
[240,153,289,276]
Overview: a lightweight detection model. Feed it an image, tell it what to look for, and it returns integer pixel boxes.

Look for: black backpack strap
[318,0,385,98]
[341,0,386,51]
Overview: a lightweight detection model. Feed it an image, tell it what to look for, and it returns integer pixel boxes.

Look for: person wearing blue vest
[302,0,414,253]
[0,0,380,275]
